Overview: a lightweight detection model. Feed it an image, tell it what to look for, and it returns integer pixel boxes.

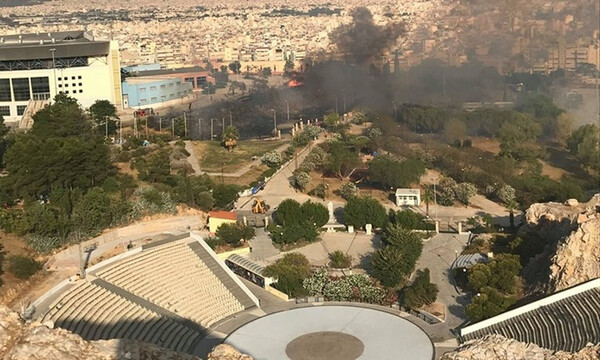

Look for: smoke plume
[330,7,405,65]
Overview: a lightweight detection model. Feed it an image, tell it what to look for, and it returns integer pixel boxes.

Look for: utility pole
[171,118,175,138]
[222,117,225,134]
[335,96,338,115]
[229,111,233,126]
[159,117,162,133]
[285,100,289,122]
[271,109,277,132]
[211,118,214,140]
[183,112,187,137]
[198,118,202,140]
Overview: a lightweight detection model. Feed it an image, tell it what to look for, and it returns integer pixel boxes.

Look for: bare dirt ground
[470,137,501,155]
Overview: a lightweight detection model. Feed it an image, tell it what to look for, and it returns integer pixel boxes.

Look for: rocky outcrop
[522,195,600,294]
[0,306,251,360]
[441,335,600,360]
[207,345,253,360]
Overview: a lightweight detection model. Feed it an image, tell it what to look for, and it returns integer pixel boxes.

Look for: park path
[184,140,290,178]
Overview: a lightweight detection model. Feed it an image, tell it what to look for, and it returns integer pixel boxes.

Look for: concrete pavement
[415,233,471,332]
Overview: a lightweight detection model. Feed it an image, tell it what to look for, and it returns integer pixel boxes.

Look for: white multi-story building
[0,31,122,124]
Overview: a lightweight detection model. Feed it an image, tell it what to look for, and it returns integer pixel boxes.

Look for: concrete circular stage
[224,306,434,360]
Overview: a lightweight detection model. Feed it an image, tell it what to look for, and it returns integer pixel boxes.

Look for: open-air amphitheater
[19,195,600,360]
[30,233,259,355]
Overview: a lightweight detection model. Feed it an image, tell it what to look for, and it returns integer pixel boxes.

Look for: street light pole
[198,118,202,140]
[171,118,175,138]
[271,109,277,131]
[433,177,438,222]
[229,111,232,126]
[145,117,148,138]
[183,112,187,137]
[285,100,289,122]
[222,117,225,133]
[159,117,162,133]
[211,118,214,140]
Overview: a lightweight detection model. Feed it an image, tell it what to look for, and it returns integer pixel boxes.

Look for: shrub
[496,184,516,205]
[328,250,352,268]
[276,199,302,226]
[308,183,328,199]
[290,171,311,191]
[204,235,225,250]
[264,253,311,297]
[261,150,282,168]
[336,182,359,200]
[402,268,438,309]
[454,182,477,206]
[7,255,42,279]
[131,187,177,219]
[303,270,386,303]
[115,151,131,163]
[465,286,516,322]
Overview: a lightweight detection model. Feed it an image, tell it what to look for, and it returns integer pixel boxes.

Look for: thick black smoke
[330,7,405,65]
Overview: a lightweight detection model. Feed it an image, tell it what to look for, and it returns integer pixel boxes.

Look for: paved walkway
[248,228,280,263]
[415,233,471,333]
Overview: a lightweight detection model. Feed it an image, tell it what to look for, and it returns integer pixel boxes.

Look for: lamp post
[433,177,438,222]
[183,112,187,137]
[171,118,175,138]
[49,48,57,97]
[285,100,289,122]
[271,109,277,131]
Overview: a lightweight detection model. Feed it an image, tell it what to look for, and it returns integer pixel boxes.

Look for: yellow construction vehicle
[252,199,270,214]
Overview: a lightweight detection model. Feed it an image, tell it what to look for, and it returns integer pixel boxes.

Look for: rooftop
[396,188,420,195]
[209,211,238,221]
[0,31,110,62]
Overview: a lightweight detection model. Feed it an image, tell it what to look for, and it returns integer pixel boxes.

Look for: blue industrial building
[121,76,193,108]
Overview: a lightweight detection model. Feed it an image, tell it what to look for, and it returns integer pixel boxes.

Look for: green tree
[402,268,439,309]
[228,61,242,74]
[443,118,467,144]
[212,184,240,209]
[136,149,172,184]
[465,286,516,322]
[221,125,239,151]
[343,197,387,230]
[323,113,341,130]
[174,174,214,211]
[72,187,113,234]
[328,250,352,268]
[468,254,522,294]
[381,224,423,265]
[283,59,295,77]
[368,156,425,189]
[216,222,255,247]
[301,201,329,227]
[454,182,477,207]
[270,222,319,245]
[566,124,600,170]
[30,94,91,138]
[496,113,541,159]
[370,246,409,288]
[264,253,311,297]
[276,199,302,226]
[88,100,118,136]
[422,187,434,216]
[325,142,360,179]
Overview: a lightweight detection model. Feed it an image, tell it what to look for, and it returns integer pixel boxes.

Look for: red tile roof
[208,211,238,221]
